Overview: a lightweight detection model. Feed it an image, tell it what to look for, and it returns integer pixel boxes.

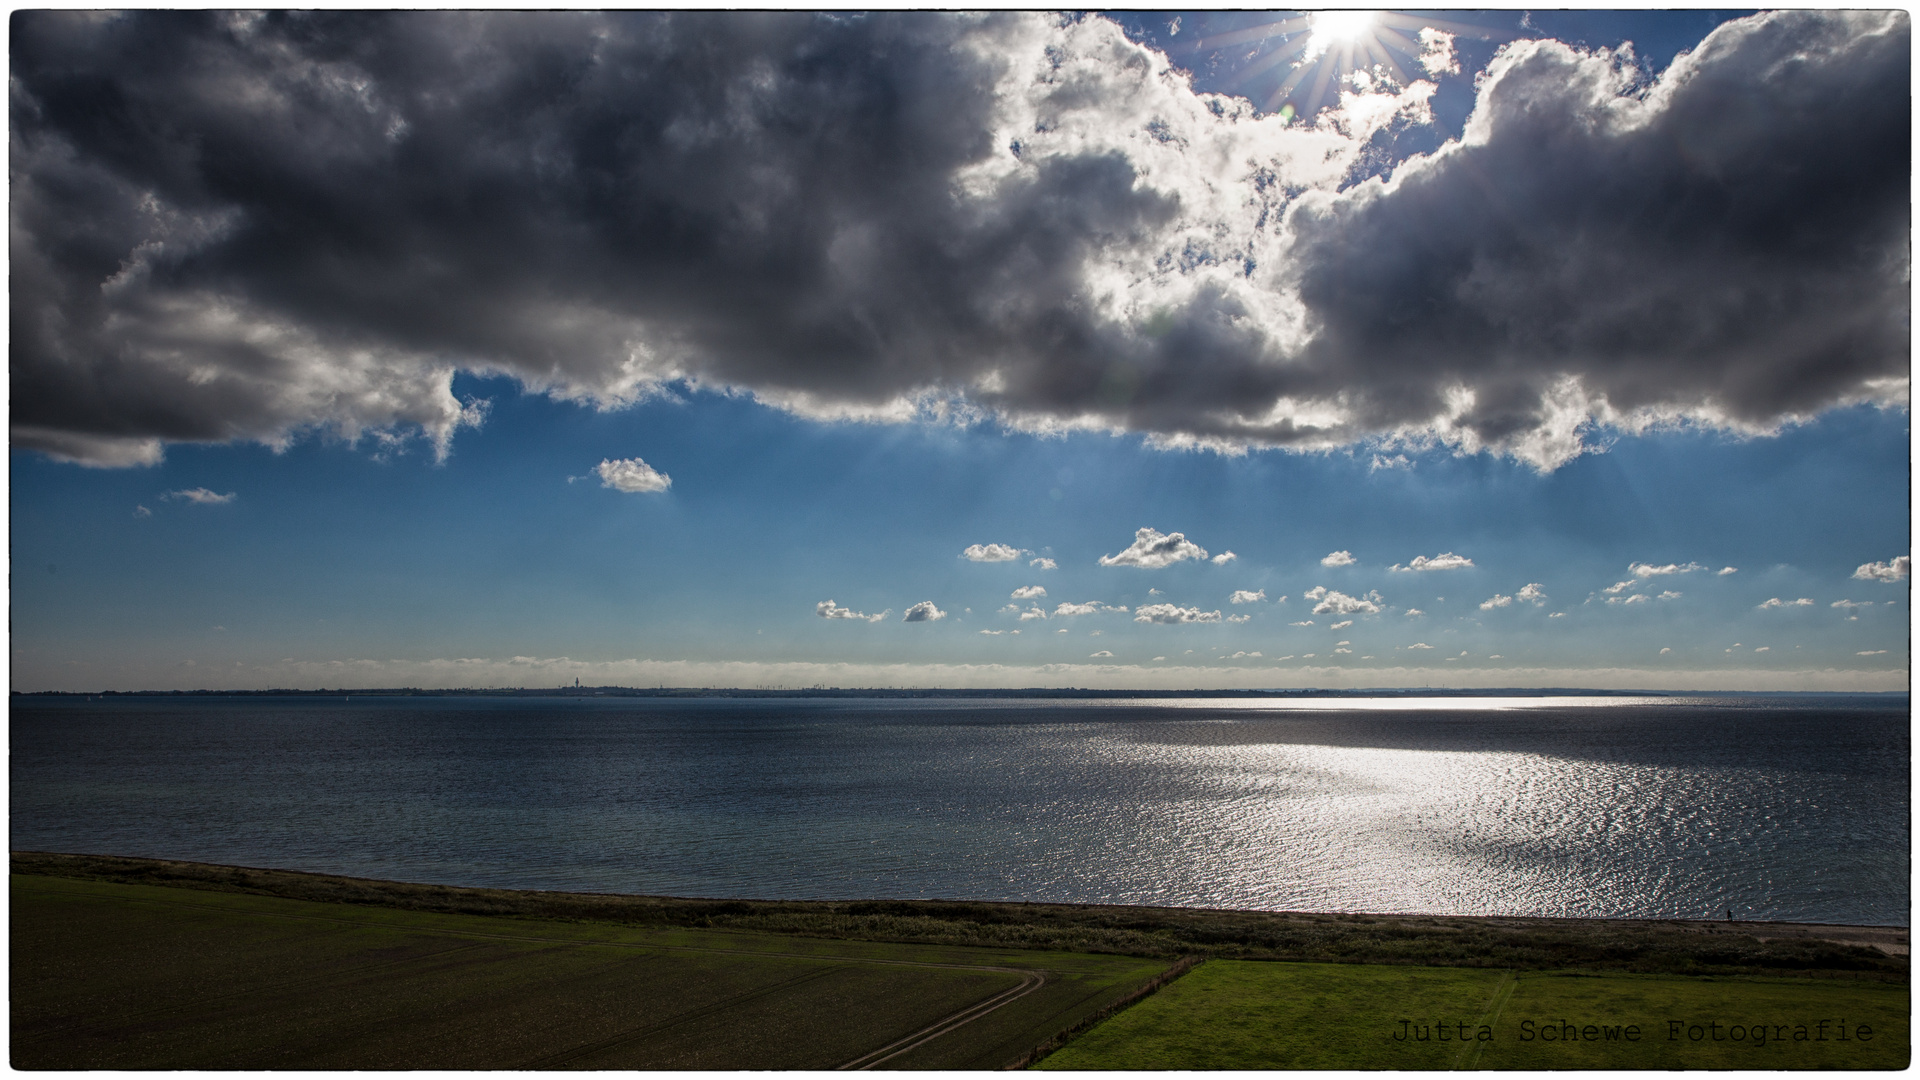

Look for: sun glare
[1309,10,1377,50]
[1182,10,1502,122]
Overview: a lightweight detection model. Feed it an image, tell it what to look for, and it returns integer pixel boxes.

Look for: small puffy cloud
[1152,656,1167,662]
[818,600,886,623]
[1404,608,1424,617]
[1602,580,1635,595]
[1321,550,1357,567]
[1017,606,1048,622]
[1229,589,1267,604]
[1657,590,1682,600]
[1369,454,1412,472]
[163,487,236,505]
[1629,561,1704,578]
[133,505,152,518]
[1304,586,1383,615]
[1099,527,1209,569]
[1053,601,1124,617]
[1832,599,1872,609]
[1407,642,1433,649]
[1859,649,1889,656]
[1480,593,1514,610]
[1211,551,1238,565]
[1757,597,1815,609]
[1335,640,1350,646]
[1549,612,1566,618]
[903,601,947,622]
[1289,620,1314,626]
[1330,619,1353,630]
[1853,556,1911,582]
[1029,557,1057,571]
[1149,588,1163,596]
[1660,647,1672,654]
[1223,650,1262,659]
[1517,583,1547,605]
[1333,647,1352,654]
[1754,646,1770,652]
[1011,585,1047,600]
[596,457,671,494]
[979,629,1008,635]
[1606,593,1650,605]
[1390,553,1473,572]
[1225,613,1251,623]
[1089,650,1114,658]
[1134,603,1223,624]
[962,543,1027,563]
[1717,566,1739,576]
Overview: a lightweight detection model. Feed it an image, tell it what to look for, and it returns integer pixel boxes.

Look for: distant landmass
[12,686,1906,699]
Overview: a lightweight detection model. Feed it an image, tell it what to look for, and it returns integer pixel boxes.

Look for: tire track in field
[1452,969,1518,1071]
[20,881,1057,1067]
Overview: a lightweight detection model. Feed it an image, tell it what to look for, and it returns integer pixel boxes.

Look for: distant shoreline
[12,686,1910,700]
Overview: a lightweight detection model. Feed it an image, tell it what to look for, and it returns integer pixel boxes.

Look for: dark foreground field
[11,852,1909,1069]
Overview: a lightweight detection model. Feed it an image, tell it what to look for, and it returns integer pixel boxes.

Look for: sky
[9,9,1910,693]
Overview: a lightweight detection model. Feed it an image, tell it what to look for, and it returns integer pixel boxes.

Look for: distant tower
[575,677,580,688]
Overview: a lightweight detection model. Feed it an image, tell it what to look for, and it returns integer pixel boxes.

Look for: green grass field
[10,874,1166,1069]
[1038,959,1910,1070]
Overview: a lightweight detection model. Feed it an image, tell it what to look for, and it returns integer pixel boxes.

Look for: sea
[9,693,1909,926]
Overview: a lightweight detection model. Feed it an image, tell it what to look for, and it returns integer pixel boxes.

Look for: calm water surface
[9,695,1909,925]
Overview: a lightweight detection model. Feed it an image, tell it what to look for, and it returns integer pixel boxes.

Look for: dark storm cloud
[10,10,1908,469]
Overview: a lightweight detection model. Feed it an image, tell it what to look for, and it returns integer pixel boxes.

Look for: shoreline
[13,850,1908,971]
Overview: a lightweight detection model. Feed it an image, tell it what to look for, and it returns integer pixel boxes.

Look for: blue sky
[10,10,1909,691]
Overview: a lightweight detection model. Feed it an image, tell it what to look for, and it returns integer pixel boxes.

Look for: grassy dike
[12,852,1909,1069]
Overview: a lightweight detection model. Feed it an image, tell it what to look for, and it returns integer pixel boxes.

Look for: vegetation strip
[12,851,1903,978]
[1005,955,1205,1070]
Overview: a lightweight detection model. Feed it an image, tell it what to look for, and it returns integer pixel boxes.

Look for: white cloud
[1390,553,1472,572]
[903,600,947,622]
[1660,647,1671,654]
[1403,608,1425,617]
[595,457,671,494]
[1017,606,1047,621]
[1333,647,1352,654]
[1407,642,1433,649]
[1858,649,1889,656]
[1657,590,1682,600]
[1853,556,1911,582]
[1629,561,1704,578]
[1330,619,1353,630]
[1152,656,1167,662]
[1210,551,1238,565]
[133,505,152,518]
[1368,454,1411,472]
[1832,599,1872,609]
[1321,550,1357,567]
[1289,620,1313,626]
[1053,601,1124,617]
[1304,586,1383,615]
[818,600,887,623]
[962,543,1027,563]
[1229,589,1267,604]
[979,629,1008,635]
[1602,580,1635,595]
[1335,640,1350,647]
[1011,585,1047,600]
[1133,603,1224,624]
[163,487,236,505]
[1549,612,1566,618]
[1056,628,1069,634]
[1717,566,1739,576]
[1099,527,1208,569]
[1225,613,1251,624]
[1029,557,1057,571]
[1479,594,1513,610]
[1517,583,1547,604]
[1606,594,1650,605]
[1757,597,1815,609]
[1089,650,1114,658]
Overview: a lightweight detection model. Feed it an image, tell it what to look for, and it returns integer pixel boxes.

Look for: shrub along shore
[11,851,1905,981]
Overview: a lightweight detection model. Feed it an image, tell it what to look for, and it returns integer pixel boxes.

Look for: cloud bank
[13,11,1906,469]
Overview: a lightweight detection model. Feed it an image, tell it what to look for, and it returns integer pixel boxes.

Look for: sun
[1179,10,1503,123]
[1308,10,1378,52]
